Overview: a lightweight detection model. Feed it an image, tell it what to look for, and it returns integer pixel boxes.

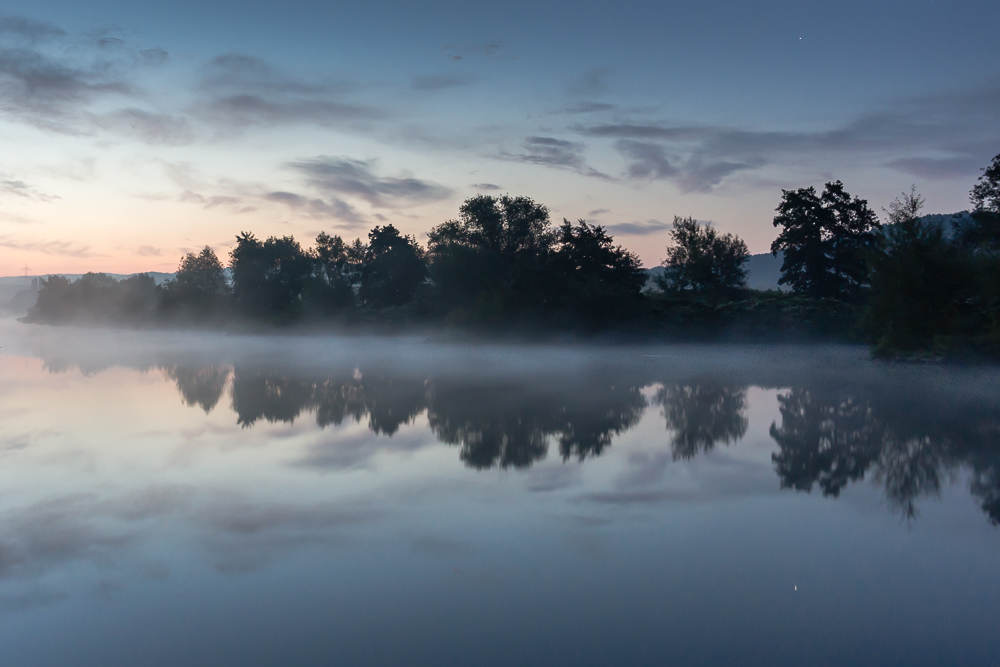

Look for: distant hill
[0,272,175,287]
[645,252,784,291]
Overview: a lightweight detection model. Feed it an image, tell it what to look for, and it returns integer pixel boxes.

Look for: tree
[551,219,646,323]
[657,216,749,297]
[304,232,361,315]
[427,195,556,314]
[161,246,230,317]
[230,233,313,320]
[971,151,1000,214]
[174,247,229,298]
[861,188,976,353]
[961,151,1000,252]
[770,181,880,300]
[358,225,427,309]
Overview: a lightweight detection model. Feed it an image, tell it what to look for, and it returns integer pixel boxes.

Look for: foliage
[160,246,230,319]
[26,272,158,325]
[862,187,997,357]
[657,216,748,298]
[770,181,880,301]
[358,225,427,309]
[427,194,556,318]
[230,233,313,320]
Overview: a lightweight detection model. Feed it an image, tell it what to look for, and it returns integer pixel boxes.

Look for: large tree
[358,225,427,309]
[770,181,880,300]
[427,195,556,315]
[230,233,314,319]
[658,216,749,297]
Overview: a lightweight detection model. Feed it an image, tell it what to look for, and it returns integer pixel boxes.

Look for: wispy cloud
[264,191,364,225]
[576,80,1000,191]
[603,219,670,236]
[0,235,98,257]
[0,176,55,201]
[497,136,612,180]
[471,182,501,191]
[196,54,375,128]
[288,156,452,208]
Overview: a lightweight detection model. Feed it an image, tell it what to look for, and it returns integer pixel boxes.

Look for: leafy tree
[770,181,880,300]
[959,151,1000,252]
[304,232,361,315]
[657,216,748,297]
[547,219,646,324]
[161,246,230,317]
[971,151,1000,215]
[230,233,313,320]
[428,195,555,315]
[358,225,427,309]
[862,188,977,354]
[174,247,229,297]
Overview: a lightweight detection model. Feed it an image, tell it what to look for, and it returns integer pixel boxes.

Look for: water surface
[1,320,998,666]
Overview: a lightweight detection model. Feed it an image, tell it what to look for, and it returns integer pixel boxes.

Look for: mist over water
[1,316,999,666]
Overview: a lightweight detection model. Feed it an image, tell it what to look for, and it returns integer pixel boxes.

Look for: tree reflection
[769,387,1000,523]
[165,365,231,413]
[769,389,882,497]
[657,383,748,459]
[178,366,646,469]
[425,380,646,469]
[230,367,426,434]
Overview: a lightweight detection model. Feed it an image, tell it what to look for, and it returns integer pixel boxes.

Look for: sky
[0,0,998,275]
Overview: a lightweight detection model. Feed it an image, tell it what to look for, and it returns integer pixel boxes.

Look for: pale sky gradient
[1,1,998,275]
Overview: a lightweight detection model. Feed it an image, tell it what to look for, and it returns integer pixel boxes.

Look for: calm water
[1,320,999,666]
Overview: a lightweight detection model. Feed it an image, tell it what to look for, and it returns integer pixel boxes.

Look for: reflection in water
[770,387,1000,521]
[164,365,231,413]
[426,380,646,469]
[657,383,748,460]
[165,360,1000,525]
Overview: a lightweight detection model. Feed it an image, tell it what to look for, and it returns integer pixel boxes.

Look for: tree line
[26,151,1000,356]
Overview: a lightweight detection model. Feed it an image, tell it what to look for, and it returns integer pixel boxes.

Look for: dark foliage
[160,246,231,321]
[771,181,880,301]
[26,272,158,325]
[658,216,749,298]
[358,225,427,309]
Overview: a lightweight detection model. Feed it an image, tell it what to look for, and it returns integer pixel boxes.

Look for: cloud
[0,177,55,201]
[93,108,193,145]
[288,156,452,208]
[587,208,609,216]
[411,74,472,91]
[136,245,161,257]
[0,20,180,141]
[0,235,97,257]
[498,136,612,179]
[197,54,375,128]
[568,67,610,96]
[555,102,616,115]
[603,219,670,236]
[0,16,65,42]
[264,191,364,225]
[576,80,1000,191]
[471,183,501,191]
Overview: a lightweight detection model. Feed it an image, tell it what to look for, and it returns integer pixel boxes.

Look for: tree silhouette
[358,225,427,309]
[770,181,879,300]
[658,216,749,298]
